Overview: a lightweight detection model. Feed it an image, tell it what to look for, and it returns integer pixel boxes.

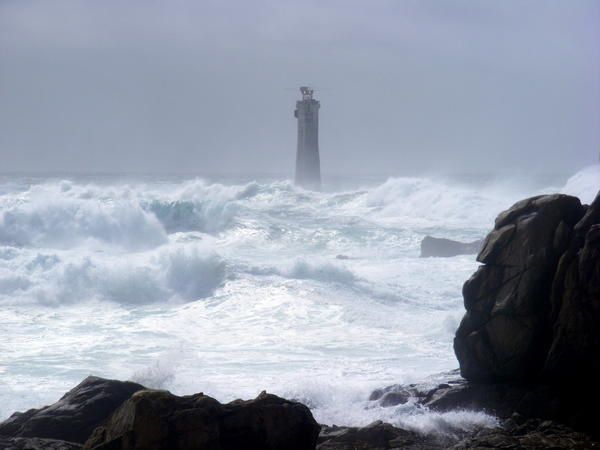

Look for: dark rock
[421,380,528,418]
[317,421,455,450]
[379,390,412,407]
[574,192,600,235]
[318,425,350,444]
[543,195,600,380]
[452,417,599,449]
[420,236,483,258]
[83,389,320,450]
[416,377,582,427]
[428,372,600,436]
[0,376,145,444]
[454,194,586,382]
[447,191,600,436]
[370,374,529,421]
[358,191,599,447]
[317,410,599,449]
[368,384,420,406]
[0,437,82,449]
[365,376,600,448]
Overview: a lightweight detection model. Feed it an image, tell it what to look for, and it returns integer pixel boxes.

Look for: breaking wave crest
[561,164,600,204]
[1,167,598,429]
[145,179,261,233]
[4,169,595,253]
[245,258,357,285]
[1,168,596,307]
[0,193,167,250]
[354,176,525,229]
[0,243,225,306]
[0,179,261,250]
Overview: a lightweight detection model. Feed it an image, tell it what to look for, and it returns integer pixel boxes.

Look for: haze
[0,0,598,176]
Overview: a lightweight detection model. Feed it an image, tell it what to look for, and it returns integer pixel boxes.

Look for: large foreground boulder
[450,191,600,434]
[454,194,594,382]
[355,192,600,447]
[84,389,320,450]
[1,378,320,450]
[0,377,145,444]
[544,221,600,380]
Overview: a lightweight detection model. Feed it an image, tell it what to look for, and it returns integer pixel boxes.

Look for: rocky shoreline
[2,373,597,449]
[1,191,598,449]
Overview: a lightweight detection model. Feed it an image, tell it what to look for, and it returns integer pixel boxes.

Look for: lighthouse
[294,86,321,189]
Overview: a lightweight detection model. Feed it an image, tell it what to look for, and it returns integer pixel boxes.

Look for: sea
[0,165,597,434]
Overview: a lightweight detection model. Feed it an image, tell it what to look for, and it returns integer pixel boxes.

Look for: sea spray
[0,167,597,431]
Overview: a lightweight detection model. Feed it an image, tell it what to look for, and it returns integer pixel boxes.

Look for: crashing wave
[0,243,225,306]
[0,194,167,250]
[0,179,264,250]
[561,164,600,204]
[348,176,525,230]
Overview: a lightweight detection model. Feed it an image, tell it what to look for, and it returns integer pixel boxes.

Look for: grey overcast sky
[0,0,598,176]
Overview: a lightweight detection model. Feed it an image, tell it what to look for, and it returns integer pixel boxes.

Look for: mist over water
[0,166,597,432]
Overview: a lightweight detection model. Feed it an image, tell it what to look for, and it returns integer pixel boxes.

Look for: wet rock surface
[450,192,600,435]
[83,388,319,450]
[0,378,319,450]
[453,415,599,449]
[454,194,588,382]
[317,416,599,449]
[359,192,600,449]
[370,370,600,434]
[317,421,460,450]
[0,377,145,444]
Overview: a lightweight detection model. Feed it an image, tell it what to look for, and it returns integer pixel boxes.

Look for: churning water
[0,166,597,433]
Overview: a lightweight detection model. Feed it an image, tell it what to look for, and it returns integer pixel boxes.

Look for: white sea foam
[130,349,192,389]
[0,169,597,431]
[353,176,523,230]
[245,257,357,285]
[561,164,599,204]
[0,194,167,250]
[0,243,224,305]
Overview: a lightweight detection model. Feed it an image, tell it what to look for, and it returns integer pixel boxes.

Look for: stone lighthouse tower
[294,86,321,189]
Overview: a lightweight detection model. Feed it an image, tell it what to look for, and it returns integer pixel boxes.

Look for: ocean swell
[0,168,598,429]
[0,243,225,306]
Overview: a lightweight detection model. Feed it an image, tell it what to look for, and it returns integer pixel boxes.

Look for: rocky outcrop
[447,191,600,436]
[317,421,457,450]
[544,221,600,380]
[0,378,320,450]
[420,236,483,258]
[317,415,597,449]
[452,415,597,449]
[366,370,600,448]
[84,389,319,450]
[368,192,600,444]
[370,370,599,432]
[368,370,524,417]
[0,377,145,444]
[454,193,596,382]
